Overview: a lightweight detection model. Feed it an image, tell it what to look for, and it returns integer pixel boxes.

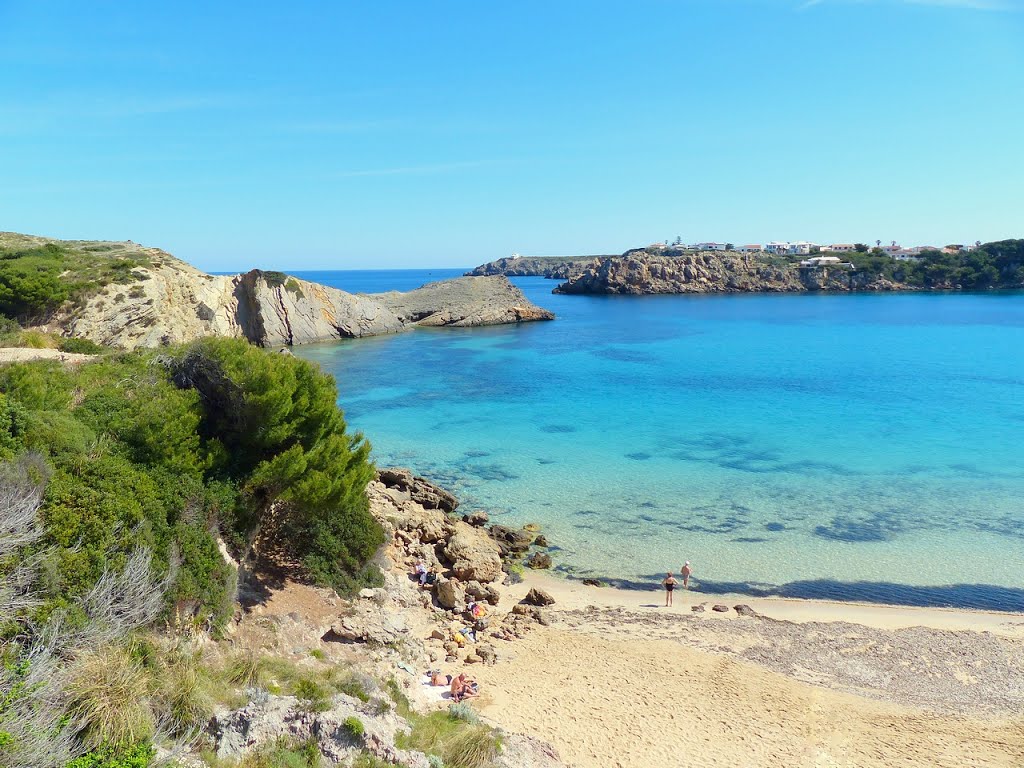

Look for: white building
[695,242,729,251]
[828,243,857,253]
[736,244,762,253]
[764,241,790,255]
[787,241,822,256]
[800,255,843,267]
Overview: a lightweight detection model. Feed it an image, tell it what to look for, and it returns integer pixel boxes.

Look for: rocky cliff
[553,249,904,295]
[20,236,554,349]
[466,255,612,279]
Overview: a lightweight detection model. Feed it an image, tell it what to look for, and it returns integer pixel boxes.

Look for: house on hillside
[828,244,856,252]
[799,255,843,267]
[764,242,790,255]
[695,242,729,251]
[736,244,763,253]
[787,242,822,255]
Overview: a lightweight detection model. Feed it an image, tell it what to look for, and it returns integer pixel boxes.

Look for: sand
[466,573,1024,768]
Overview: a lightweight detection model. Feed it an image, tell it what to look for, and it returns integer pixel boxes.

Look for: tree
[854,243,869,253]
[171,338,383,591]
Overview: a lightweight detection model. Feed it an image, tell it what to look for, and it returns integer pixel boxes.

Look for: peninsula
[0,232,554,350]
[468,240,1024,295]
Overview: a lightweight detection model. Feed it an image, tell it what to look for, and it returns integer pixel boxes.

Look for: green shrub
[398,712,501,768]
[294,678,332,713]
[66,742,155,768]
[448,702,479,724]
[58,337,105,354]
[308,648,326,661]
[342,716,365,740]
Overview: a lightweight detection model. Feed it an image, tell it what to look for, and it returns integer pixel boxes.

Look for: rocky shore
[554,248,906,295]
[465,255,612,280]
[4,234,554,350]
[204,466,1024,767]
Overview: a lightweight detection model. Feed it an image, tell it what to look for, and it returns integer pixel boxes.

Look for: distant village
[646,238,983,266]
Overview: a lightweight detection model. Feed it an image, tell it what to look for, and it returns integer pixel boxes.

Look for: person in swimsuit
[662,571,678,607]
[681,561,693,589]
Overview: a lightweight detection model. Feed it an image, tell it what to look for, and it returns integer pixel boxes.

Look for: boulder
[463,510,489,527]
[582,578,603,587]
[523,587,555,607]
[444,527,503,583]
[489,524,535,553]
[434,579,465,611]
[712,604,730,613]
[691,603,706,613]
[734,604,757,618]
[323,613,408,645]
[534,534,549,548]
[525,552,552,570]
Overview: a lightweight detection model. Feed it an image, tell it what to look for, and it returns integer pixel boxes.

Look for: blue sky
[1,1,1022,270]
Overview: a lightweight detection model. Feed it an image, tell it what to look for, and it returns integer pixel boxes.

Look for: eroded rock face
[48,238,553,350]
[554,249,907,295]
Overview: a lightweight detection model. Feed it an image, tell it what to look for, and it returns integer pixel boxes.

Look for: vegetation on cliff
[841,240,1024,289]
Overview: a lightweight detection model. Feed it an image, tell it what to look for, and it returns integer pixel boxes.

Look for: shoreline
[516,569,1024,637]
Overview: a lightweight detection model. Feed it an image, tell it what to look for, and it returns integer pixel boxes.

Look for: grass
[294,678,332,713]
[65,644,156,747]
[342,716,365,739]
[397,710,502,768]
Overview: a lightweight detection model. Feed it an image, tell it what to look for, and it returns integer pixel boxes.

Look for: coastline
[515,569,1024,637]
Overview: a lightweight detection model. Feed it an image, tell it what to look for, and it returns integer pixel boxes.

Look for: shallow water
[293,270,1024,611]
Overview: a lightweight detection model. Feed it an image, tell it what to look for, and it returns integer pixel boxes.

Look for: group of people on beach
[661,561,692,607]
[428,670,479,703]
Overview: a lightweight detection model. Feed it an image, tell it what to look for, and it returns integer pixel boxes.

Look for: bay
[293,270,1024,611]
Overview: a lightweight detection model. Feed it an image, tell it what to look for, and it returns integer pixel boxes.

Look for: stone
[523,588,555,607]
[477,644,497,664]
[434,579,465,611]
[444,528,503,583]
[464,653,481,664]
[712,604,730,613]
[691,603,706,613]
[489,524,535,553]
[430,628,446,641]
[526,552,552,570]
[481,584,501,606]
[534,534,549,548]
[358,588,376,599]
[582,578,603,587]
[734,604,757,617]
[463,510,489,527]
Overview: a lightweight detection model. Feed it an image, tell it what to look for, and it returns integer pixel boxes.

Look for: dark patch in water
[457,463,520,482]
[639,501,657,509]
[592,348,652,364]
[536,458,557,465]
[813,513,902,543]
[625,451,652,461]
[575,509,599,516]
[764,522,786,532]
[637,514,657,523]
[463,450,491,458]
[731,537,768,543]
[540,424,577,433]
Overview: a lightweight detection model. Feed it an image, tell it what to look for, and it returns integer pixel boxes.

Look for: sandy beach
[468,572,1024,768]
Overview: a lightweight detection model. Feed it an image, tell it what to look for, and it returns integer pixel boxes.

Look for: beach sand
[468,572,1024,768]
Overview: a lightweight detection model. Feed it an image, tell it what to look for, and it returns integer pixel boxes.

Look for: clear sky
[1,0,1022,270]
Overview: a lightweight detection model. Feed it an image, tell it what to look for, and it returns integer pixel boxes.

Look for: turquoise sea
[293,270,1024,612]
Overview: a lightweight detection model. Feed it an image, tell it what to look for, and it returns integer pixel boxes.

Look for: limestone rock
[463,510,489,527]
[582,578,603,587]
[525,552,552,570]
[712,604,730,613]
[523,588,555,607]
[434,578,465,611]
[444,528,503,583]
[734,604,757,617]
[489,525,535,554]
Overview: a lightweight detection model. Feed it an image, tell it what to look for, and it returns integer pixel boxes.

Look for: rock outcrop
[15,235,554,350]
[553,248,908,295]
[466,255,612,279]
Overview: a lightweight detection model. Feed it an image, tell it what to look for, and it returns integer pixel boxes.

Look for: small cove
[293,270,1024,612]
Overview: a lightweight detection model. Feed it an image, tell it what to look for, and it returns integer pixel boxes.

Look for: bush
[294,678,332,713]
[342,716,365,740]
[448,702,479,724]
[398,712,501,768]
[59,337,105,354]
[65,742,155,768]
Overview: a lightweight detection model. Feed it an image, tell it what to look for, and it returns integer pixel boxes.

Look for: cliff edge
[0,233,554,349]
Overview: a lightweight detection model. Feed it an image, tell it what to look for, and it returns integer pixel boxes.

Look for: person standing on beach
[681,561,693,589]
[662,572,678,607]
